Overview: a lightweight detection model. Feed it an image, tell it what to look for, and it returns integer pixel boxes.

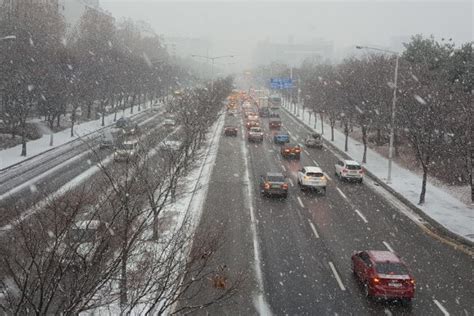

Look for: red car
[352,250,415,303]
[280,143,301,160]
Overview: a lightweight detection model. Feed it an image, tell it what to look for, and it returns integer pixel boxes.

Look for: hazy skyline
[101,1,473,69]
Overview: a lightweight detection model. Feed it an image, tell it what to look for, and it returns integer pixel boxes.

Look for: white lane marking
[384,309,393,316]
[288,178,294,187]
[304,149,310,155]
[281,164,287,172]
[324,173,332,181]
[239,121,273,315]
[433,299,450,316]
[382,241,395,252]
[354,209,369,224]
[336,187,348,200]
[312,159,319,166]
[328,262,346,291]
[297,196,305,208]
[308,220,320,239]
[287,131,292,136]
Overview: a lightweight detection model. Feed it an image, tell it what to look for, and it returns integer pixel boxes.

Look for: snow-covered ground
[87,113,225,315]
[0,105,152,170]
[283,101,474,244]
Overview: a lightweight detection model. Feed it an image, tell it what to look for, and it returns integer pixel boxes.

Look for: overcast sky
[101,1,473,68]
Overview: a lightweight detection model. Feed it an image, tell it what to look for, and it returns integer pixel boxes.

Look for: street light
[191,54,234,91]
[356,45,399,183]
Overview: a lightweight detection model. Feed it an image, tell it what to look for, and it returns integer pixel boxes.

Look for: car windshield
[307,172,324,178]
[375,262,409,276]
[347,164,362,170]
[267,176,285,182]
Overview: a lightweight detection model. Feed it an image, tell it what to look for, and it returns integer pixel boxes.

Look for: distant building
[253,38,334,67]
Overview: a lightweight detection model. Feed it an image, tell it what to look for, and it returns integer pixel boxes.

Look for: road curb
[282,105,474,249]
[0,107,152,173]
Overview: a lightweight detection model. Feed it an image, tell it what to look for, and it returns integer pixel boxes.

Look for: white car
[335,159,364,183]
[297,166,327,194]
[164,119,176,126]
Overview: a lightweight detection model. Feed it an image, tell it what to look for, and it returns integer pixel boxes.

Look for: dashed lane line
[297,196,305,208]
[354,209,369,224]
[308,220,320,239]
[433,299,450,316]
[288,178,294,187]
[382,241,395,252]
[328,261,346,291]
[336,187,348,201]
[281,164,287,172]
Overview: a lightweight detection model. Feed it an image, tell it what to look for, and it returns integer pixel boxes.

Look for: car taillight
[281,183,288,189]
[285,149,290,152]
[342,169,348,173]
[359,168,364,174]
[264,182,270,189]
[371,277,380,285]
[295,148,301,152]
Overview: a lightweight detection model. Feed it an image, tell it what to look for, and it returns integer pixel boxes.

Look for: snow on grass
[0,105,152,170]
[284,103,474,243]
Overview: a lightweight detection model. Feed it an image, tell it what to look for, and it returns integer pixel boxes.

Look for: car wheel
[359,178,363,184]
[401,298,412,306]
[321,187,326,195]
[282,193,288,199]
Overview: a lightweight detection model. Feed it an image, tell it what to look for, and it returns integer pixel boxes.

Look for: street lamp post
[191,54,234,91]
[356,45,399,183]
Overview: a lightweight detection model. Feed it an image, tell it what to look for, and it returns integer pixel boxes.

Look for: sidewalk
[0,105,152,170]
[283,101,474,244]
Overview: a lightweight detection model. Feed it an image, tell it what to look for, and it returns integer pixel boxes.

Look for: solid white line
[308,220,320,239]
[328,261,346,291]
[312,159,319,166]
[239,120,273,315]
[288,178,294,187]
[303,149,310,155]
[336,187,348,200]
[281,164,287,172]
[383,241,395,252]
[433,299,450,316]
[297,196,305,208]
[354,209,369,223]
[324,173,332,181]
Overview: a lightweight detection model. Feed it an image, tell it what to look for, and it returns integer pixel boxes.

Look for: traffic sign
[270,78,293,89]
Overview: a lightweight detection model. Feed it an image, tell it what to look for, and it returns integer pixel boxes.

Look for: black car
[259,172,288,198]
[224,126,238,136]
[269,112,280,118]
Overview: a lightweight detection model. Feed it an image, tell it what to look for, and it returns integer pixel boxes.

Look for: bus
[269,95,282,110]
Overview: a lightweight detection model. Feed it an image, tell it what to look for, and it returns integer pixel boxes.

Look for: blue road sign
[271,78,293,89]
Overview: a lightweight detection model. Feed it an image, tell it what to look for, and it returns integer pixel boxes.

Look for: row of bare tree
[0,4,193,157]
[0,77,237,314]
[265,35,472,204]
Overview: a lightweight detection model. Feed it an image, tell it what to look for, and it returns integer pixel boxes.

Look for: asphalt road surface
[185,110,473,315]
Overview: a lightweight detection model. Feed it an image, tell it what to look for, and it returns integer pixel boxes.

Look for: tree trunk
[56,114,60,128]
[419,163,428,205]
[130,95,136,114]
[21,121,27,156]
[70,111,75,137]
[320,112,324,134]
[120,248,128,309]
[330,119,335,141]
[313,111,317,129]
[87,100,92,119]
[344,124,349,152]
[376,128,382,145]
[362,125,368,163]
